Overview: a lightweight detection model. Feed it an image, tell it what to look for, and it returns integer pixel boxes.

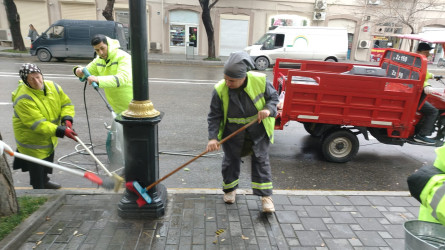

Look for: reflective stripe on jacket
[214,71,275,143]
[12,80,75,159]
[86,37,133,114]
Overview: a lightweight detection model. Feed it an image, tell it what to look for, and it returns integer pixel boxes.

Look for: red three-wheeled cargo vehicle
[273,48,445,163]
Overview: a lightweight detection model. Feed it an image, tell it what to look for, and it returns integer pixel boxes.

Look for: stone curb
[0,193,65,250]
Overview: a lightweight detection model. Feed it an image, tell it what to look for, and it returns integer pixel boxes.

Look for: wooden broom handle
[145,119,258,191]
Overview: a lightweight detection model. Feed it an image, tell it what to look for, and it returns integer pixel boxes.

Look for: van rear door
[66,24,92,58]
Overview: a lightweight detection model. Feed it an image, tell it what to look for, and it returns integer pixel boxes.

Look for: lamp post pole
[117,0,166,218]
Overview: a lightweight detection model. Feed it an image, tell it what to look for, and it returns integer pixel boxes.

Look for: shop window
[170,25,185,46]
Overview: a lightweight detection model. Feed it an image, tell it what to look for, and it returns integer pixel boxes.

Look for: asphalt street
[0,56,442,192]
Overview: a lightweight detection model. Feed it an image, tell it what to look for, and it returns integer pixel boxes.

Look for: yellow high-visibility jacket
[12,80,75,159]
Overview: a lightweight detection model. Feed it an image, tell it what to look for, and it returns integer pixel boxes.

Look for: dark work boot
[44,180,62,189]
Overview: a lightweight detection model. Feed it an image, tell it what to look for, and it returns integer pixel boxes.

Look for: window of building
[170,25,185,46]
[169,10,199,49]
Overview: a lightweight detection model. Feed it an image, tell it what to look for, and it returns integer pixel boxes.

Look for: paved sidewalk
[1,189,418,250]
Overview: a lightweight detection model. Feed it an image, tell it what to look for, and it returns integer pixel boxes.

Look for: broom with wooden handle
[127,118,258,207]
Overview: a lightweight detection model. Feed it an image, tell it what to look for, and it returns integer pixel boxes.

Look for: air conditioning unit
[150,42,161,50]
[368,0,380,5]
[314,0,327,10]
[358,40,371,49]
[313,12,326,21]
[0,29,12,41]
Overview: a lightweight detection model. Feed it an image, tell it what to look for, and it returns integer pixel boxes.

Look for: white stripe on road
[0,72,217,85]
[0,102,12,105]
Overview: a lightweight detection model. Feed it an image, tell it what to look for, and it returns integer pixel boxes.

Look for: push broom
[127,118,258,207]
[74,135,124,192]
[0,140,117,190]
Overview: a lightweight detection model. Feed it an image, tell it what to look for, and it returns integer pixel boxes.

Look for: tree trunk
[0,132,19,217]
[103,0,115,21]
[4,0,26,51]
[200,0,217,59]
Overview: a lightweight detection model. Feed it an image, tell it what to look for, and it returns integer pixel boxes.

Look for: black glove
[61,116,73,129]
[434,75,443,80]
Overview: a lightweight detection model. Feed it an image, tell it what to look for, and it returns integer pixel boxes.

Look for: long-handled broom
[0,140,117,190]
[74,135,124,192]
[127,118,258,207]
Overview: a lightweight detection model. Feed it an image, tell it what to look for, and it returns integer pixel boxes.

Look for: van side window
[262,34,284,50]
[47,25,64,39]
[275,34,284,48]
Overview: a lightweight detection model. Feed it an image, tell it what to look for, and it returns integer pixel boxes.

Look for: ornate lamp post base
[118,184,167,218]
[116,100,165,218]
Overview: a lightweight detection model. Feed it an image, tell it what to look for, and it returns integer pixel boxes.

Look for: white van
[244,26,348,70]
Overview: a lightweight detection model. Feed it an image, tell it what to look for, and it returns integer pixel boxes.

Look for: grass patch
[0,196,47,241]
[2,49,29,53]
[203,57,221,61]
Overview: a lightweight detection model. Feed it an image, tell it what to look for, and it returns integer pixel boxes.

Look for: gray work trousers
[221,134,273,196]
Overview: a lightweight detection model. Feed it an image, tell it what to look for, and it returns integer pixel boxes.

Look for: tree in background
[199,0,220,59]
[358,0,442,51]
[4,0,26,51]
[0,132,18,217]
[103,0,115,21]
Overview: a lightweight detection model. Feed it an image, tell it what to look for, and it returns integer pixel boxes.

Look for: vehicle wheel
[37,49,52,62]
[303,123,319,137]
[324,57,337,62]
[255,57,269,71]
[321,129,359,163]
[56,57,65,62]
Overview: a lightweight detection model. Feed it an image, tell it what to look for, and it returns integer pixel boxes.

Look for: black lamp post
[117,0,166,218]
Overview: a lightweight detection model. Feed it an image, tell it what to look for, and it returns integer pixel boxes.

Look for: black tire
[37,49,52,62]
[303,123,319,137]
[255,56,269,71]
[324,57,337,62]
[321,129,359,163]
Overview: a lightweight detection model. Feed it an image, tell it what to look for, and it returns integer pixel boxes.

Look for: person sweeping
[12,63,77,189]
[206,51,279,213]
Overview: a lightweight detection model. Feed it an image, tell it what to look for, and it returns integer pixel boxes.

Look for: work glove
[434,75,443,81]
[61,116,73,129]
[63,120,73,129]
[424,86,434,95]
[56,126,78,141]
[64,127,78,141]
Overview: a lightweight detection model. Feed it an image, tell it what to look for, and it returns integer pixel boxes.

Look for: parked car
[30,19,128,62]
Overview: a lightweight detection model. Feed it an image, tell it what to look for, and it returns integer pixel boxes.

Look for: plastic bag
[277,91,285,109]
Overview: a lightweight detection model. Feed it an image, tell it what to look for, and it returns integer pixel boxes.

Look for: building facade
[1,0,444,62]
